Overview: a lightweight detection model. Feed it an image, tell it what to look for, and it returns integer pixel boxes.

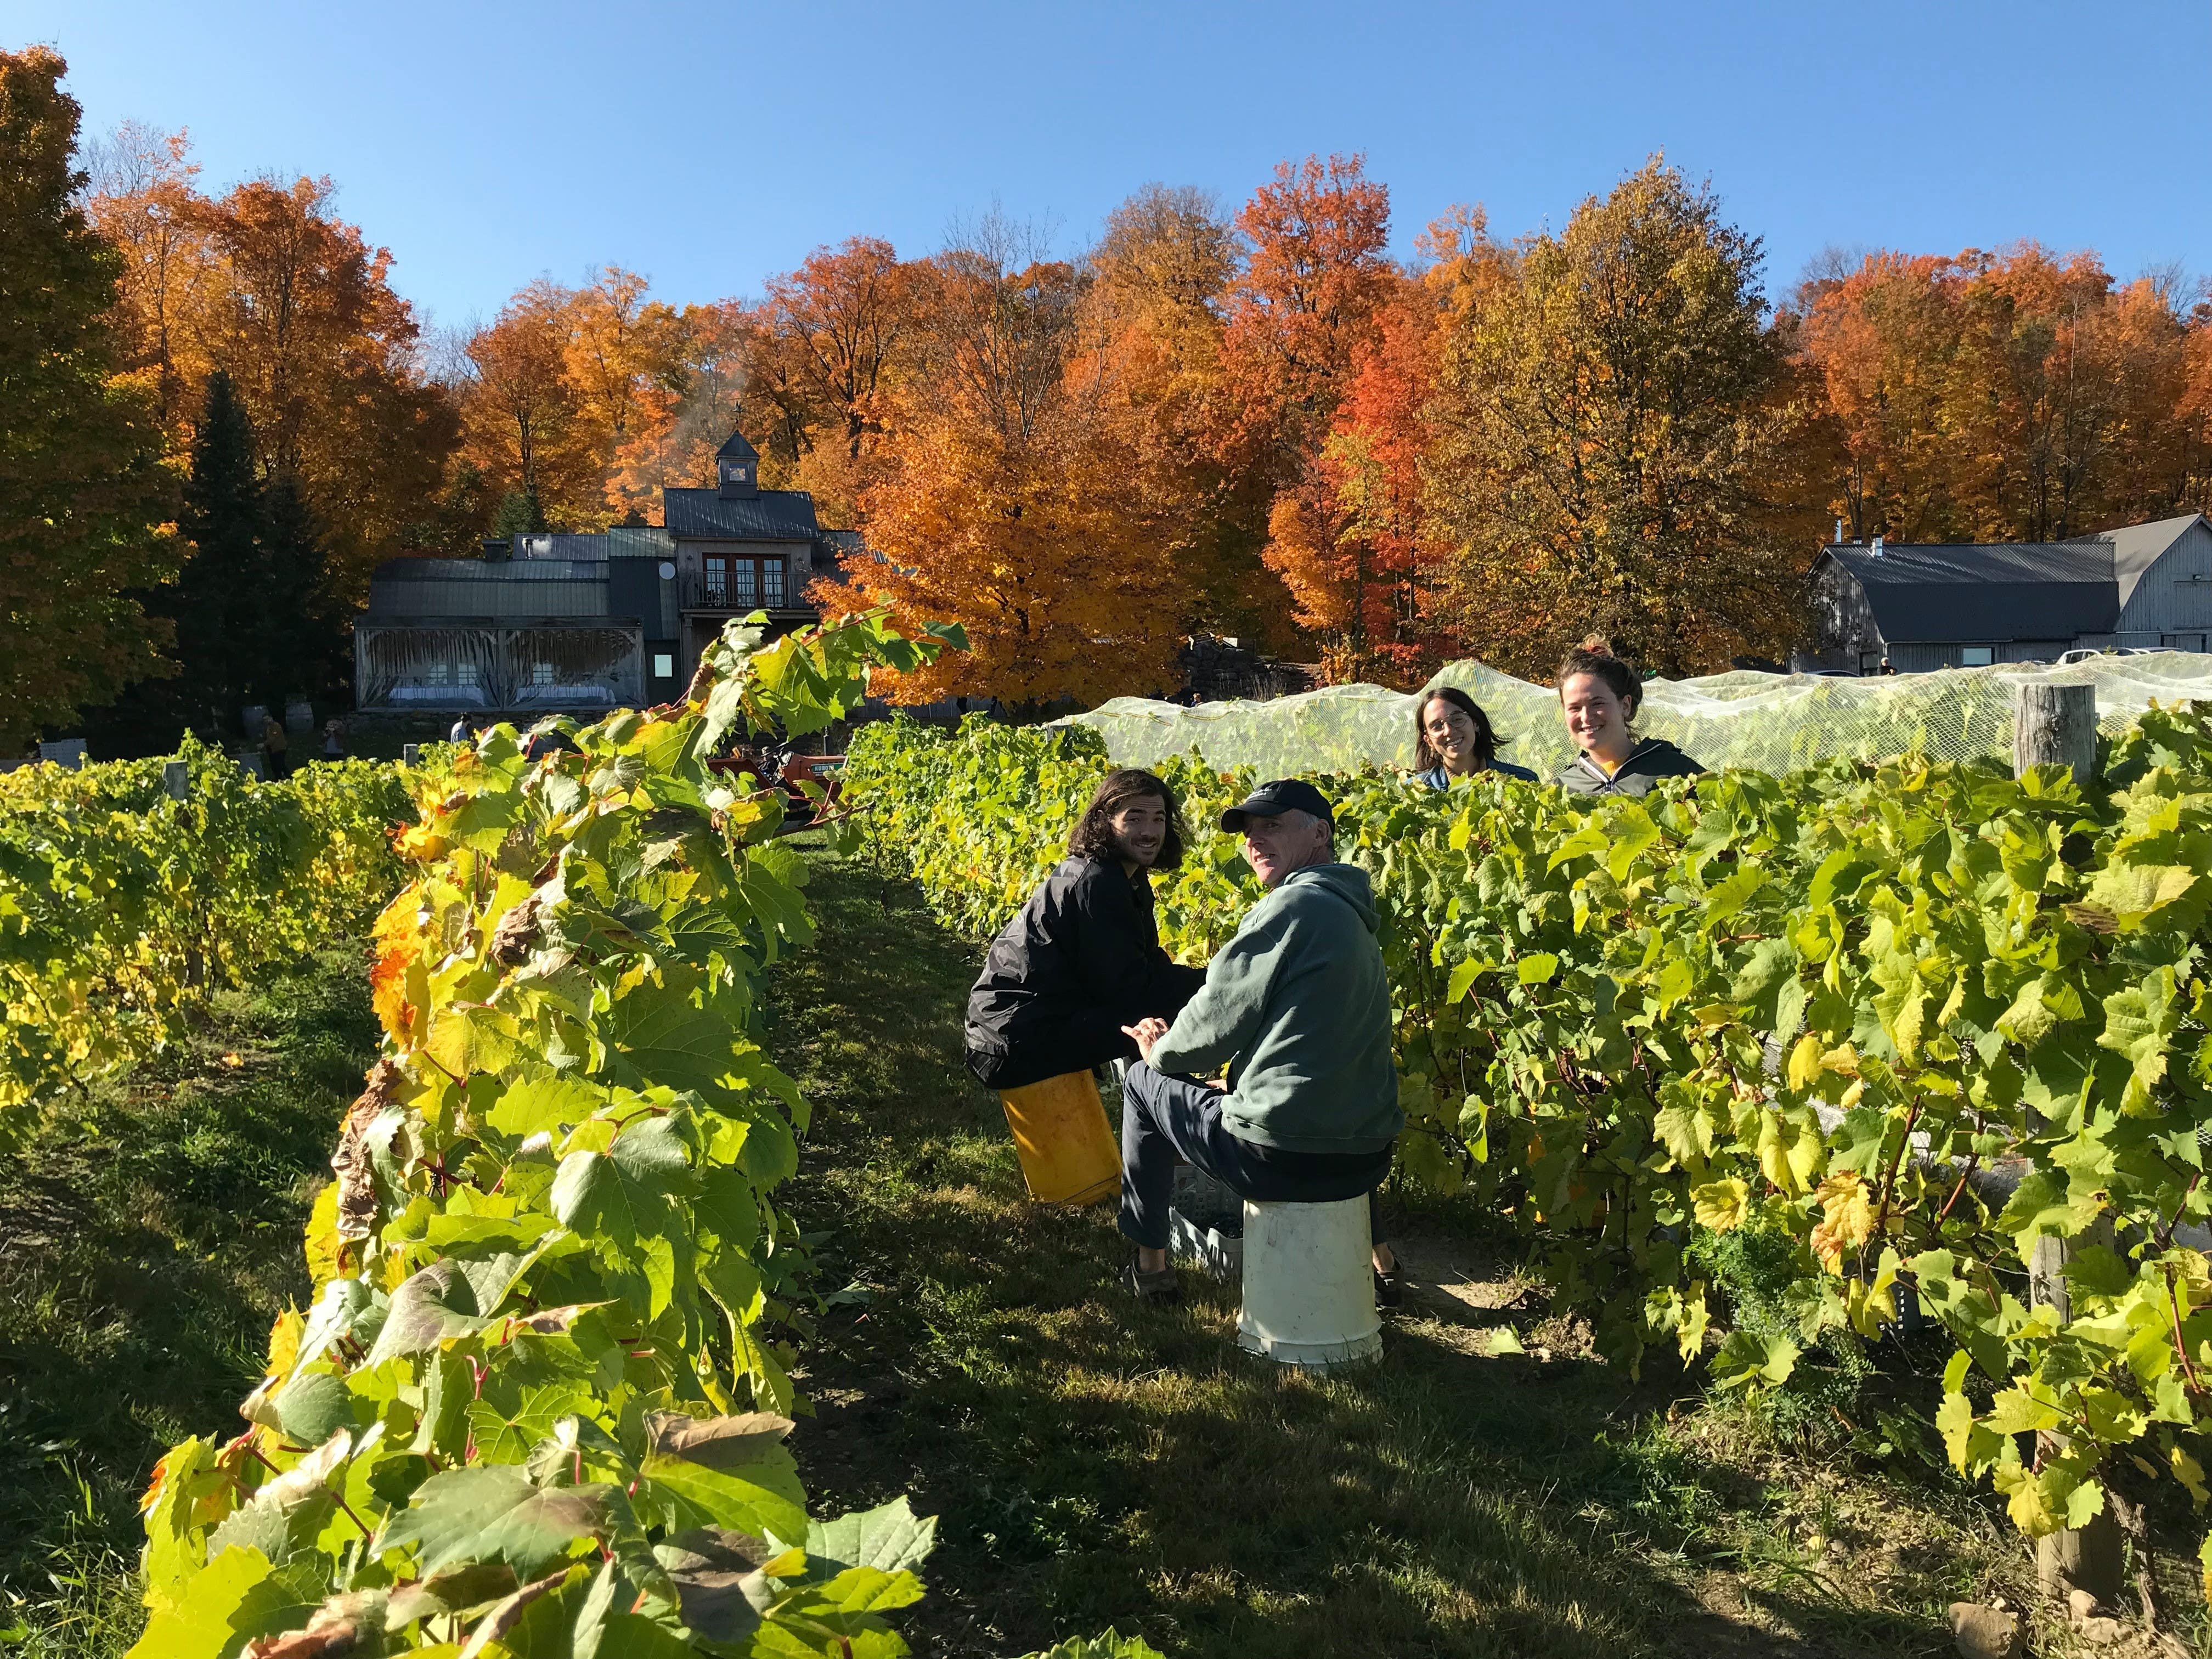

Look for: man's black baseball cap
[1220,778,1334,833]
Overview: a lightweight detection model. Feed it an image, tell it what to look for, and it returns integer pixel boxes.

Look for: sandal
[1125,1258,1182,1306]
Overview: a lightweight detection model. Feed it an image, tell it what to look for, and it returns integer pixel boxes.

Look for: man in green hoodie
[1117,778,1403,1304]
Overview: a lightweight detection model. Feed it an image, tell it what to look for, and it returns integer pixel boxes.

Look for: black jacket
[965,856,1207,1091]
[1553,737,1703,798]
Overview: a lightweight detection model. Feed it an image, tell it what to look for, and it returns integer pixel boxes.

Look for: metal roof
[663,487,821,541]
[514,534,612,561]
[715,430,760,462]
[1816,540,2117,642]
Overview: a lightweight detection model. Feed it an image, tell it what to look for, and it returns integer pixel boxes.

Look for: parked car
[2055,648,2106,666]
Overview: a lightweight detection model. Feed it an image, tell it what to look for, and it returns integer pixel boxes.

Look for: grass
[0,944,379,1656]
[767,840,2208,1659]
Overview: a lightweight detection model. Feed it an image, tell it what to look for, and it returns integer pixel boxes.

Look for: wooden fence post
[2015,681,2124,1602]
[162,760,188,801]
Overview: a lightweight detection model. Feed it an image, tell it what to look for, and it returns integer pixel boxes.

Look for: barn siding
[2117,522,2212,633]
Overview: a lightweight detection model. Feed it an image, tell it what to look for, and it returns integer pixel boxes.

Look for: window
[653,653,673,678]
[1960,646,1995,667]
[704,554,729,607]
[732,559,758,606]
[532,662,555,686]
[762,559,785,607]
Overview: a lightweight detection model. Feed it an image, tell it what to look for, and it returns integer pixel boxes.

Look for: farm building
[354,432,849,716]
[1802,513,2212,673]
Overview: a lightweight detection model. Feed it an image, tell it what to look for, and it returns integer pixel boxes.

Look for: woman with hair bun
[1552,637,1703,797]
[1412,686,1536,788]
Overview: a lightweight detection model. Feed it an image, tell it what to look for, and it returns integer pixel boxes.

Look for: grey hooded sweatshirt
[1553,736,1703,798]
[1150,862,1402,1155]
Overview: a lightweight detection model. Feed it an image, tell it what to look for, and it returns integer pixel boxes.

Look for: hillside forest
[10,42,2212,747]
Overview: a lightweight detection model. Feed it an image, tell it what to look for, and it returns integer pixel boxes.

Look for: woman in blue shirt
[1412,687,1536,788]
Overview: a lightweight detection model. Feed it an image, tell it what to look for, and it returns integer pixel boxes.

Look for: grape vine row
[0,738,407,1141]
[844,707,2212,1584]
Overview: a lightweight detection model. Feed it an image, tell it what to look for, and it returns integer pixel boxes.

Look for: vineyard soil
[0,944,379,1656]
[766,839,2078,1658]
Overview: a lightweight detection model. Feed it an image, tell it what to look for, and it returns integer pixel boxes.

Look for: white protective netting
[1064,653,2212,778]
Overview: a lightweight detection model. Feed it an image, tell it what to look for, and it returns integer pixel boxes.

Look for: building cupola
[715,430,760,501]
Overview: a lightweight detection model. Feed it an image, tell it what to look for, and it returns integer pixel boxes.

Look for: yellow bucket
[998,1069,1121,1205]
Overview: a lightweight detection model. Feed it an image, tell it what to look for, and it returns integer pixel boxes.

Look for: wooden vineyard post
[2015,681,2124,1602]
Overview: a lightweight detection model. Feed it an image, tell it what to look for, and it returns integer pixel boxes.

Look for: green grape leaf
[640,1412,807,1544]
[375,1465,608,1580]
[365,1250,542,1366]
[802,1497,938,1583]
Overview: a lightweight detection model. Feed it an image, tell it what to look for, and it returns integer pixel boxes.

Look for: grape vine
[0,738,406,1142]
[128,613,981,1658]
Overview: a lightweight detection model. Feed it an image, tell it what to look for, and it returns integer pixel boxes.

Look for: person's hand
[1122,1017,1170,1066]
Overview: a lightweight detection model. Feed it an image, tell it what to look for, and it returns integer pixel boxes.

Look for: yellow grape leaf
[1812,1173,1875,1272]
[1678,1283,1710,1364]
[1692,1178,1751,1233]
[2175,1444,2210,1509]
[1983,1386,2063,1435]
[264,1307,304,1380]
[1785,1032,1824,1092]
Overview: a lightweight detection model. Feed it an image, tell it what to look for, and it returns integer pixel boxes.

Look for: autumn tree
[1218,154,1396,481]
[606,298,752,520]
[1426,159,1813,678]
[83,138,457,595]
[458,280,604,529]
[1079,184,1252,635]
[1795,245,2210,541]
[1266,262,1457,684]
[818,217,1187,708]
[1214,155,1399,659]
[0,47,178,752]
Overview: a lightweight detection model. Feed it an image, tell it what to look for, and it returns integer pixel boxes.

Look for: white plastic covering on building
[357,627,640,711]
[1064,652,2212,778]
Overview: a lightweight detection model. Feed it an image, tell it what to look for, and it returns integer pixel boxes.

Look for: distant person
[1552,638,1702,798]
[1411,687,1536,788]
[965,769,1209,1091]
[259,716,291,780]
[321,718,346,760]
[1118,779,1403,1306]
[1880,657,1896,676]
[448,715,471,743]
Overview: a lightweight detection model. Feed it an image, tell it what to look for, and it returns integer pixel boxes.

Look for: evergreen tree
[170,371,266,730]
[0,47,178,752]
[491,488,548,539]
[261,472,347,705]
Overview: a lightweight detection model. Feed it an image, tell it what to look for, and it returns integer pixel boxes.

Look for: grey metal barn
[1803,514,2212,673]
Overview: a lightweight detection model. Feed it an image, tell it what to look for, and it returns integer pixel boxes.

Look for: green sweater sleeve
[1149,892,1286,1079]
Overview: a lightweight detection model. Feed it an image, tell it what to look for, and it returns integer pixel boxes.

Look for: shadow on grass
[770,850,1955,1659]
[0,946,379,1654]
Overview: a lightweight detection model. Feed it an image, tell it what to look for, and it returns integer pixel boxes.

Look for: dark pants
[1118,1061,1391,1250]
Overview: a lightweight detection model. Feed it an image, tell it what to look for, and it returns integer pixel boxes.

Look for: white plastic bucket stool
[1237,1196,1381,1370]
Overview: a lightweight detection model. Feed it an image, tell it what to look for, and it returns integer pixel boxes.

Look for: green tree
[173,371,267,729]
[1425,159,1819,678]
[0,46,178,752]
[490,487,547,537]
[260,470,347,706]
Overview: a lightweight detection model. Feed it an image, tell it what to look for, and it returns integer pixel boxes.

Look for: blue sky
[14,0,2210,330]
